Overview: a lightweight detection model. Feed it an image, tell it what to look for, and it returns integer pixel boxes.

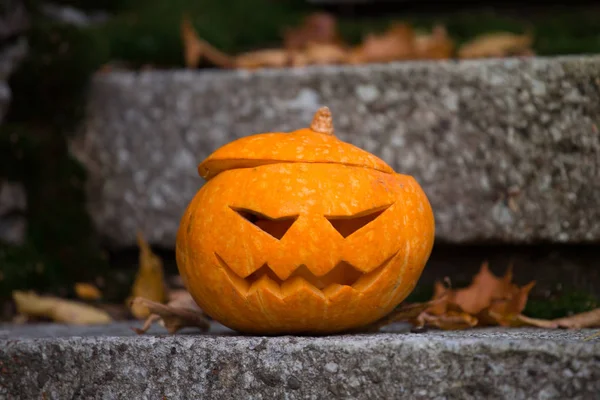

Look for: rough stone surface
[40,2,110,27]
[0,0,29,41]
[0,37,28,123]
[0,181,27,244]
[72,56,600,248]
[0,322,599,399]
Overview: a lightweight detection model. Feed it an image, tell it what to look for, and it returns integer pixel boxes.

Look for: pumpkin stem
[310,106,334,135]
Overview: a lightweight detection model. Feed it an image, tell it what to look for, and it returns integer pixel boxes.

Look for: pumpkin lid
[198,107,394,180]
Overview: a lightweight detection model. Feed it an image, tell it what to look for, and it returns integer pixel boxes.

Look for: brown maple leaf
[414,25,454,60]
[180,15,236,69]
[283,12,342,50]
[346,23,417,64]
[458,31,534,59]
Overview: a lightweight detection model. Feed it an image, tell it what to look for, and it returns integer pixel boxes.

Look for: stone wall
[72,56,600,248]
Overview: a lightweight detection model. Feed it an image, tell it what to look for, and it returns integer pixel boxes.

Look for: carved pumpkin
[176,107,435,334]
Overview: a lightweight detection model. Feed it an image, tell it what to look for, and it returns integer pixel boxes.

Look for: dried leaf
[74,282,102,301]
[283,12,341,50]
[299,43,349,66]
[235,48,292,70]
[452,262,516,315]
[13,291,112,325]
[128,232,169,319]
[366,297,447,331]
[512,314,559,329]
[347,23,416,64]
[414,25,454,60]
[180,15,203,68]
[550,308,600,329]
[458,31,534,59]
[416,311,478,330]
[426,280,452,315]
[180,15,235,68]
[132,291,209,334]
[484,280,536,326]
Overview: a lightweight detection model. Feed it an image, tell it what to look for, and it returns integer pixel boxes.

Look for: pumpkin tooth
[281,276,326,300]
[322,283,358,299]
[248,273,281,296]
[216,252,396,297]
[352,251,398,292]
[215,253,251,296]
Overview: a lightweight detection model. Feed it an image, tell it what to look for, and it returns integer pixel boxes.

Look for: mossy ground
[1,1,599,318]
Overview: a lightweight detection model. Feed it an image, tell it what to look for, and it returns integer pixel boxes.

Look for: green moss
[524,290,599,320]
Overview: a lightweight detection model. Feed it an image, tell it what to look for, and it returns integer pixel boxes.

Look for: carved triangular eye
[231,207,297,240]
[326,205,391,238]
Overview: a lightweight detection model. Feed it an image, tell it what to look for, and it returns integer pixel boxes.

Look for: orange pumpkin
[176,107,435,334]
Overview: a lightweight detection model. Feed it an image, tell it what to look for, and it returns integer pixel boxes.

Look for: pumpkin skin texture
[176,107,435,334]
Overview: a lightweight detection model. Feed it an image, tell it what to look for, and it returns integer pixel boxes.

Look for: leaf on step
[501,308,600,330]
[128,232,169,319]
[366,297,448,331]
[131,290,209,334]
[235,48,293,70]
[414,25,454,60]
[458,31,534,59]
[416,311,478,330]
[507,313,559,329]
[347,23,416,64]
[180,15,203,68]
[283,12,342,50]
[74,282,102,301]
[451,262,523,315]
[550,308,600,329]
[180,15,235,68]
[371,262,537,332]
[292,43,349,66]
[12,291,112,325]
[483,280,536,326]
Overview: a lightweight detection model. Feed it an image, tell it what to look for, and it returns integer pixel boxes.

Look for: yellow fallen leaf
[74,282,102,300]
[128,232,168,319]
[302,43,348,66]
[550,308,600,329]
[458,31,534,59]
[131,290,209,334]
[13,291,112,325]
[506,308,600,330]
[234,48,292,70]
[283,12,341,50]
[180,15,236,69]
[346,23,416,65]
[414,25,454,60]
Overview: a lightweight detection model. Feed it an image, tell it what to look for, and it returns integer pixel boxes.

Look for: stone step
[71,56,600,248]
[1,322,599,399]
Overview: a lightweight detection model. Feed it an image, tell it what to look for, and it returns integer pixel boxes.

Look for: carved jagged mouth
[215,252,397,296]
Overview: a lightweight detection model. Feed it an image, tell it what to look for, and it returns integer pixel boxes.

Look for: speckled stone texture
[0,323,599,399]
[71,56,600,248]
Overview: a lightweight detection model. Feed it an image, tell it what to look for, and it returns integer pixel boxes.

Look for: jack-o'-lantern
[176,107,435,334]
